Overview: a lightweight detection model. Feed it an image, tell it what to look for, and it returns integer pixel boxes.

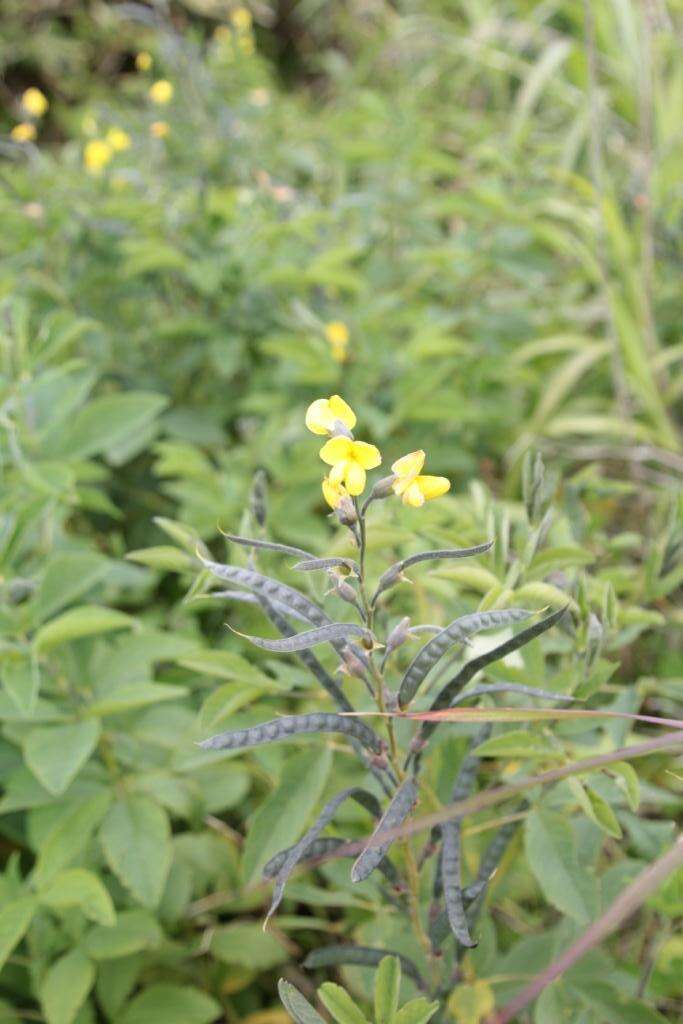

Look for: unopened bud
[335,497,357,526]
[385,616,411,658]
[339,645,368,679]
[369,474,397,500]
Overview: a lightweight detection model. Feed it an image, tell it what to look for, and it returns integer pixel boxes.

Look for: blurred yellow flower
[320,436,381,496]
[249,88,270,107]
[391,450,450,507]
[150,120,169,138]
[231,6,252,31]
[149,80,173,104]
[325,321,349,363]
[84,139,113,175]
[106,128,131,151]
[305,395,356,436]
[11,122,36,142]
[21,88,48,118]
[238,34,255,56]
[322,476,349,509]
[136,51,153,72]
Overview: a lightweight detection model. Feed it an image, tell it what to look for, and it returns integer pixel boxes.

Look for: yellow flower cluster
[305,396,451,510]
[10,88,48,144]
[149,79,173,105]
[214,6,255,57]
[325,321,350,363]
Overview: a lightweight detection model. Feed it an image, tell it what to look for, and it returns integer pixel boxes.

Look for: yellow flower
[325,321,349,363]
[150,120,169,138]
[322,476,349,509]
[106,128,131,151]
[21,88,48,118]
[320,436,381,496]
[84,139,113,175]
[238,34,255,56]
[11,122,36,143]
[149,79,173,105]
[305,395,356,436]
[136,51,152,72]
[231,6,252,31]
[391,450,450,508]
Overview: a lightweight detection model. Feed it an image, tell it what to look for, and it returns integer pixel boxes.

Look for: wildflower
[249,87,270,107]
[322,476,348,509]
[106,128,131,152]
[305,395,356,436]
[391,450,450,508]
[150,120,169,138]
[325,321,349,363]
[238,33,255,56]
[11,122,36,142]
[320,436,381,496]
[21,88,48,118]
[149,80,173,105]
[230,6,252,31]
[136,51,153,72]
[84,139,113,175]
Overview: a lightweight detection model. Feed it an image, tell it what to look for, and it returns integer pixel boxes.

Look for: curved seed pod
[373,542,494,603]
[232,622,371,654]
[351,778,418,883]
[441,819,475,947]
[303,945,426,990]
[398,608,533,709]
[200,557,331,630]
[450,682,576,706]
[278,979,325,1024]
[248,469,269,528]
[220,532,314,560]
[211,588,312,624]
[200,712,384,756]
[409,624,443,635]
[265,786,367,923]
[263,837,347,879]
[464,814,522,901]
[294,557,360,576]
[451,724,492,802]
[415,605,569,750]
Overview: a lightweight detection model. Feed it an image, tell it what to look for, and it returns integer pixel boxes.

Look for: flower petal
[328,395,356,431]
[391,450,425,479]
[320,436,353,466]
[403,481,426,507]
[322,476,346,508]
[328,459,350,485]
[305,399,333,435]
[351,441,382,469]
[416,475,451,501]
[345,461,366,495]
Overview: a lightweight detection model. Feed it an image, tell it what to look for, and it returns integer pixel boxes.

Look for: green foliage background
[0,1,681,1022]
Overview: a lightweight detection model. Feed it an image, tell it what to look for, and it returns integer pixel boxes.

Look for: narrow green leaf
[391,998,440,1024]
[318,983,371,1024]
[34,606,133,652]
[0,897,35,972]
[116,984,220,1024]
[472,730,559,759]
[278,979,326,1024]
[374,956,401,1024]
[40,949,95,1024]
[211,923,287,969]
[569,778,622,839]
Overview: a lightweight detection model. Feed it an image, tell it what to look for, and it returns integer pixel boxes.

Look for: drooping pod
[199,712,385,757]
[303,945,426,990]
[351,777,418,883]
[233,621,372,654]
[372,542,493,604]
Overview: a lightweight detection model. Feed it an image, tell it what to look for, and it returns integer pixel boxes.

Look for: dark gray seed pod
[303,945,426,990]
[451,724,492,803]
[248,469,269,528]
[235,621,371,654]
[449,682,576,707]
[464,813,522,901]
[372,542,494,604]
[351,778,418,883]
[200,558,330,629]
[398,608,533,709]
[200,712,384,756]
[278,979,325,1024]
[441,819,476,947]
[263,837,347,879]
[221,533,314,560]
[414,605,568,750]
[294,557,359,576]
[212,588,311,625]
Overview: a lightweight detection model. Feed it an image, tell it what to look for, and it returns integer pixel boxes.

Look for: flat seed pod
[450,682,575,707]
[211,588,312,624]
[263,836,346,879]
[221,532,314,560]
[398,608,533,709]
[294,557,360,576]
[303,945,426,990]
[351,778,418,883]
[373,542,493,603]
[200,557,331,630]
[199,712,384,756]
[233,621,371,653]
[441,819,476,947]
[464,813,521,900]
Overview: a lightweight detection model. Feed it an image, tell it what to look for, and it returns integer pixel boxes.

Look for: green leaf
[524,808,596,924]
[178,649,276,688]
[116,984,220,1024]
[374,956,400,1024]
[84,683,188,716]
[32,792,111,887]
[99,795,171,908]
[34,606,133,652]
[211,923,287,970]
[608,762,640,812]
[278,979,326,1024]
[569,778,622,839]
[95,956,143,1021]
[83,910,162,960]
[242,745,332,884]
[1,655,40,715]
[23,720,101,796]
[318,983,371,1024]
[40,949,95,1024]
[0,897,36,972]
[55,391,168,460]
[32,553,110,623]
[391,998,440,1024]
[40,869,116,926]
[125,546,194,572]
[447,981,496,1024]
[570,979,670,1023]
[473,730,559,758]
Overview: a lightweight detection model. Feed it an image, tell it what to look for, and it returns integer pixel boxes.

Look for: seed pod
[351,778,418,883]
[294,557,359,576]
[233,621,371,654]
[303,945,426,990]
[212,588,312,624]
[332,578,363,617]
[398,608,533,709]
[441,819,475,947]
[451,724,492,802]
[414,605,568,749]
[464,814,521,901]
[373,542,493,603]
[248,468,269,527]
[220,532,314,560]
[278,979,325,1024]
[263,837,347,879]
[200,557,330,629]
[449,682,575,707]
[199,712,384,756]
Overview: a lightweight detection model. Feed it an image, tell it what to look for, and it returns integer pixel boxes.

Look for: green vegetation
[0,2,680,1023]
